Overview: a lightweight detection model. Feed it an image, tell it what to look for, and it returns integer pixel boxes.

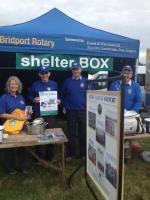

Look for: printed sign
[39,91,58,116]
[0,35,55,48]
[16,53,113,72]
[86,90,123,200]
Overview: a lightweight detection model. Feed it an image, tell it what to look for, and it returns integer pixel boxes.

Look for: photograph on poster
[97,148,105,174]
[88,111,96,130]
[98,161,104,174]
[96,127,105,147]
[40,100,56,109]
[88,144,96,165]
[105,162,117,188]
[105,115,116,137]
[40,101,47,108]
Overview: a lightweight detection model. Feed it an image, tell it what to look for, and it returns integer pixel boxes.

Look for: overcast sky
[0,0,150,64]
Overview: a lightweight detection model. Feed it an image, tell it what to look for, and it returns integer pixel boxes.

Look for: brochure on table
[39,91,58,116]
[86,90,122,200]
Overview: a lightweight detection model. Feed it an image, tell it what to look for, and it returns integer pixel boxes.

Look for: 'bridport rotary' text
[0,36,55,48]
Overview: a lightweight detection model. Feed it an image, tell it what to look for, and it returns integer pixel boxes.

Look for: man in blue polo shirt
[110,65,142,152]
[61,62,86,160]
[109,65,142,112]
[28,66,59,161]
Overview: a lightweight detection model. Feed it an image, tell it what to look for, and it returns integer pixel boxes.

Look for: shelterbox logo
[16,53,113,72]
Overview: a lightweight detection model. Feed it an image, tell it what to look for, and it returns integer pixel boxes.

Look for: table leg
[26,147,60,171]
[62,143,65,184]
[26,145,67,187]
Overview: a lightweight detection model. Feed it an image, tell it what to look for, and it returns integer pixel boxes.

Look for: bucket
[144,118,150,133]
[25,121,48,135]
[25,123,45,135]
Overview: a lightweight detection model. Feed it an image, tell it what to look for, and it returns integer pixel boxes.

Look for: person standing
[28,66,60,161]
[0,76,29,174]
[61,62,87,160]
[110,65,142,112]
[109,65,143,152]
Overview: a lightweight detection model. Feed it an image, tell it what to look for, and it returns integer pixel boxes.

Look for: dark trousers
[35,116,56,160]
[3,147,29,173]
[66,110,86,157]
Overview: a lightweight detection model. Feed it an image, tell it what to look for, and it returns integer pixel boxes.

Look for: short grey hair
[5,76,23,93]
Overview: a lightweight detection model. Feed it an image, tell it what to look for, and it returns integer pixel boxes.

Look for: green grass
[0,121,150,200]
[124,138,150,200]
[0,159,93,200]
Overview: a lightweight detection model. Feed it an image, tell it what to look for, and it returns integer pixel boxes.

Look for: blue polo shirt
[28,80,58,115]
[61,76,87,111]
[109,80,142,112]
[0,93,26,115]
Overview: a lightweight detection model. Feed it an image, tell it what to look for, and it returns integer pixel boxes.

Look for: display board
[86,90,123,200]
[145,49,150,92]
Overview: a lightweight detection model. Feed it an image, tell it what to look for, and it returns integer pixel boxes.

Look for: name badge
[20,100,25,105]
[80,83,84,88]
[128,88,132,94]
[47,87,51,91]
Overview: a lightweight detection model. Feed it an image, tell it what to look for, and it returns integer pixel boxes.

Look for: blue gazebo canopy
[0,8,139,58]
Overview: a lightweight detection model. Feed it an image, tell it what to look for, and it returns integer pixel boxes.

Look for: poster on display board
[86,90,123,200]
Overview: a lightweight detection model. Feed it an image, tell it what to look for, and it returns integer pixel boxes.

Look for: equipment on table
[25,117,48,135]
[124,110,145,135]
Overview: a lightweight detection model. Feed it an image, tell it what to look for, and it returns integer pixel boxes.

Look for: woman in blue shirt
[0,76,29,174]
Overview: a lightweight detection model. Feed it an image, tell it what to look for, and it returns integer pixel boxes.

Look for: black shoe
[66,156,72,162]
[22,170,29,174]
[45,156,53,162]
[81,156,85,161]
[9,170,17,175]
